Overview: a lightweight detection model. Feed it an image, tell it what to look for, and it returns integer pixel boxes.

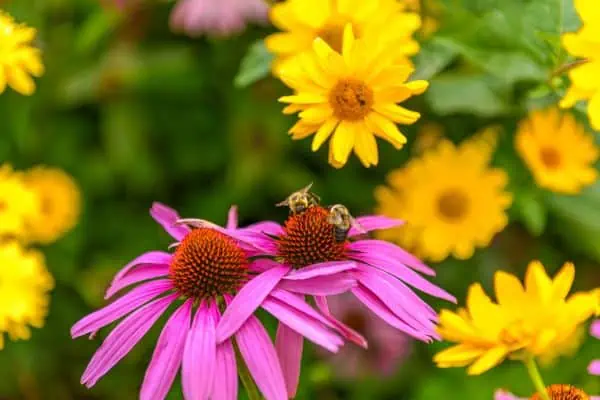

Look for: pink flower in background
[71,203,344,400]
[170,0,269,37]
[324,293,412,378]
[590,319,600,376]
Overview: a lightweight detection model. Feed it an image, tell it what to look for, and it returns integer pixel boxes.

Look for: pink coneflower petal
[235,315,287,400]
[105,264,169,299]
[352,285,433,342]
[314,295,368,348]
[113,251,172,281]
[278,272,357,296]
[71,279,174,338]
[352,249,455,302]
[182,302,217,400]
[140,300,192,400]
[217,264,290,343]
[150,202,190,241]
[350,239,435,276]
[269,290,337,331]
[276,324,303,398]
[261,294,342,352]
[592,320,600,339]
[226,206,238,230]
[81,293,178,387]
[355,267,438,335]
[589,360,600,375]
[367,266,438,320]
[212,335,238,400]
[283,261,356,280]
[350,215,404,236]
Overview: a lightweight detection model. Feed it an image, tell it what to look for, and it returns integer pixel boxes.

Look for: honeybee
[327,204,366,243]
[276,183,321,214]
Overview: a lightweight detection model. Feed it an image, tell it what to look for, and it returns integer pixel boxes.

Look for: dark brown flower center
[169,228,248,299]
[540,147,561,169]
[530,384,589,400]
[277,206,348,269]
[329,79,374,121]
[437,189,469,221]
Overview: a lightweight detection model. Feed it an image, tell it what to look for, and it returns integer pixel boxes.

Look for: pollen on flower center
[530,384,589,400]
[437,190,469,221]
[277,206,348,269]
[329,78,374,121]
[169,228,249,299]
[540,147,561,169]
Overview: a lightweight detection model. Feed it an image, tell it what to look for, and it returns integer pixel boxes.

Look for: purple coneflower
[590,319,600,376]
[170,0,268,37]
[71,203,344,400]
[324,293,412,378]
[239,205,456,395]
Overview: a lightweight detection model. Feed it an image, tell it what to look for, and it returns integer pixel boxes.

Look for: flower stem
[524,357,550,400]
[235,344,262,400]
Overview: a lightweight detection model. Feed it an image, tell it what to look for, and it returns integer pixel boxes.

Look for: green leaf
[515,190,547,236]
[412,38,458,80]
[436,37,547,83]
[547,184,600,261]
[234,40,274,88]
[425,73,511,117]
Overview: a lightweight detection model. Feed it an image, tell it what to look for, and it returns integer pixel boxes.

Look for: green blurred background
[1,0,599,398]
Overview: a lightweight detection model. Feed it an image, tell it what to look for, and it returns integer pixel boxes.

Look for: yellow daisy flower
[559,0,600,130]
[0,240,54,349]
[278,24,428,168]
[516,108,598,194]
[0,11,44,96]
[433,261,598,375]
[23,166,82,244]
[375,131,511,261]
[0,164,40,238]
[403,0,440,38]
[265,0,420,74]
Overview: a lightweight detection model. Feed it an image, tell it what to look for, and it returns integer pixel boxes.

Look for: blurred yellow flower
[278,24,428,168]
[0,164,40,238]
[375,131,511,261]
[0,11,44,95]
[402,0,440,37]
[24,166,82,244]
[265,0,420,74]
[516,108,598,194]
[560,0,600,130]
[434,261,598,375]
[0,241,54,349]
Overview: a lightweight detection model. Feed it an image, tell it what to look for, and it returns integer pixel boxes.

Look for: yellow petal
[354,127,379,167]
[331,121,355,166]
[434,344,484,367]
[525,260,553,302]
[437,309,477,342]
[588,92,600,131]
[551,262,575,301]
[466,346,509,375]
[364,112,407,149]
[279,93,326,104]
[342,23,355,65]
[372,103,420,124]
[7,67,36,95]
[494,270,526,312]
[311,118,338,151]
[312,38,346,75]
[299,106,333,124]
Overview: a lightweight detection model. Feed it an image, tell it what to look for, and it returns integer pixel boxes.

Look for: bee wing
[275,198,290,207]
[300,182,314,193]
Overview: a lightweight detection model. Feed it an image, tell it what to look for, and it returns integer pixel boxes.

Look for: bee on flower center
[276,183,321,215]
[327,204,366,244]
